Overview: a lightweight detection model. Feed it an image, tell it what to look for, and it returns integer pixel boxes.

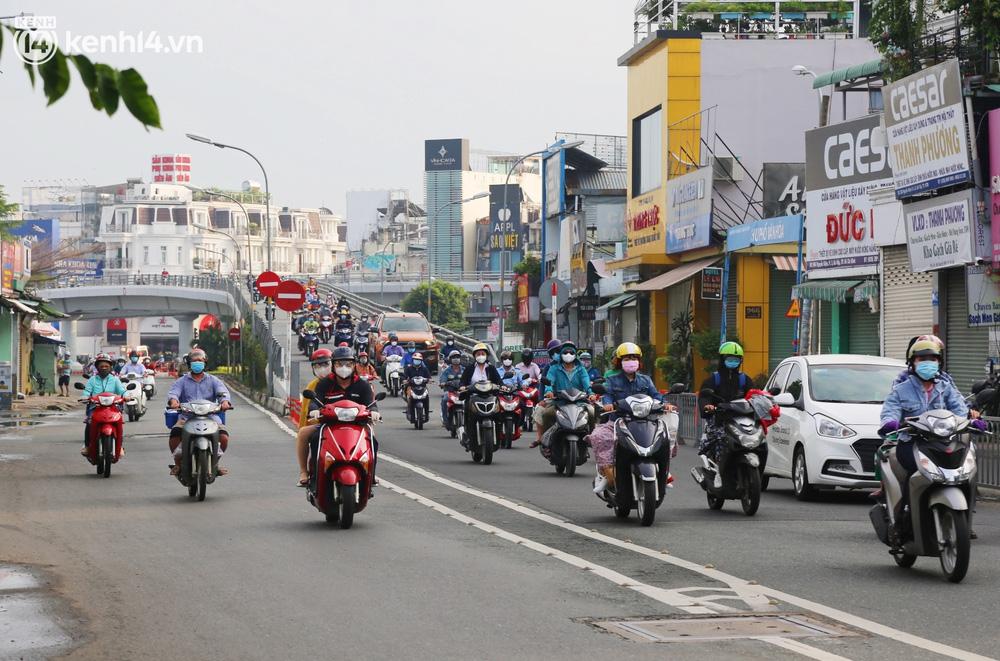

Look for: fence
[979,417,1000,489]
[664,392,703,445]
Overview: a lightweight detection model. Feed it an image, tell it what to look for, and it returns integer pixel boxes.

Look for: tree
[400,280,470,333]
[1,25,160,128]
[0,186,17,241]
[513,256,540,279]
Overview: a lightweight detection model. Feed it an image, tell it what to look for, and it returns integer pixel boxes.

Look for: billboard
[904,188,975,273]
[762,163,806,218]
[990,109,1000,268]
[727,214,802,252]
[488,184,522,252]
[424,138,469,171]
[10,217,59,254]
[543,149,565,219]
[665,168,712,254]
[151,154,192,184]
[805,114,899,278]
[967,265,1000,327]
[883,59,971,198]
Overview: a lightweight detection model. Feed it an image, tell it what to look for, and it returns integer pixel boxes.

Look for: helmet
[615,342,642,360]
[546,339,562,357]
[908,336,943,362]
[472,342,489,355]
[388,333,399,342]
[448,350,462,361]
[560,340,577,354]
[445,335,455,343]
[521,348,533,360]
[500,350,512,360]
[310,348,333,365]
[579,351,592,361]
[332,346,356,362]
[719,341,744,357]
[129,350,139,358]
[94,353,113,366]
[413,352,424,361]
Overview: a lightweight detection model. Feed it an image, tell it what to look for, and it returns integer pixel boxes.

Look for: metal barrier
[664,392,703,444]
[979,417,1000,489]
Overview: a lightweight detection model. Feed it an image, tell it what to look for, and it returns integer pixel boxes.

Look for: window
[786,363,803,400]
[632,106,662,196]
[868,88,884,114]
[807,364,900,404]
[177,246,183,265]
[380,316,431,333]
[143,246,149,265]
[160,246,167,265]
[767,363,792,394]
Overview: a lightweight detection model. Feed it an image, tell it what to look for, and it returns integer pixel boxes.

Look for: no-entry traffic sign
[228,326,241,341]
[274,279,306,312]
[255,271,281,299]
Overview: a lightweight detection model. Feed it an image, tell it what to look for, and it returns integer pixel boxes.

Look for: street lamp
[426,192,490,323]
[187,186,253,277]
[497,140,583,353]
[792,65,828,126]
[187,133,275,396]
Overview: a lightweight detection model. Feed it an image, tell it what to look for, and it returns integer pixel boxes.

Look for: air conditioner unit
[712,156,743,182]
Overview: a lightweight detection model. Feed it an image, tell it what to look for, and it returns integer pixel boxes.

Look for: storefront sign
[966,265,1000,327]
[884,59,971,198]
[904,189,975,272]
[625,195,662,252]
[805,114,894,278]
[139,316,180,334]
[744,305,762,319]
[543,149,565,219]
[424,138,469,171]
[489,184,522,252]
[666,168,713,254]
[0,361,11,393]
[990,109,1000,268]
[106,318,127,343]
[577,295,600,321]
[701,267,723,300]
[1,243,14,296]
[762,163,807,217]
[726,214,802,252]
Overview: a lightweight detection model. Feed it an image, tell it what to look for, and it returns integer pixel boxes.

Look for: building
[350,190,427,275]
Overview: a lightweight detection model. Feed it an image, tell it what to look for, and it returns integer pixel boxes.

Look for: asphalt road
[0,357,997,660]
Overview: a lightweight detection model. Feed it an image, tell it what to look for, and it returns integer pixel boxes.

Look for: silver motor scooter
[171,400,228,502]
[869,409,981,583]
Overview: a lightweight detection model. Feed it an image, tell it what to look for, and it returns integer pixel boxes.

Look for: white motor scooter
[142,369,156,400]
[122,374,147,422]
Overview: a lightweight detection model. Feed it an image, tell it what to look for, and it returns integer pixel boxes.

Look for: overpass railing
[325,270,503,285]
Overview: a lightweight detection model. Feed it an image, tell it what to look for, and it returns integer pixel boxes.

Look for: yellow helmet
[907,336,942,362]
[614,342,642,360]
[472,342,489,354]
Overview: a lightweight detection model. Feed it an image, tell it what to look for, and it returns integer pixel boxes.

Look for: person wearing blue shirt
[533,340,594,448]
[79,354,127,455]
[166,348,233,476]
[403,351,432,423]
[438,350,464,425]
[579,351,601,382]
[120,351,146,379]
[401,341,417,368]
[497,351,523,389]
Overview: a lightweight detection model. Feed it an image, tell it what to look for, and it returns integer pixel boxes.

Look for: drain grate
[593,614,857,643]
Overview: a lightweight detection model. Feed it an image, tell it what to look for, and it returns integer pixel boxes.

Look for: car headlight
[815,414,856,439]
[915,449,946,483]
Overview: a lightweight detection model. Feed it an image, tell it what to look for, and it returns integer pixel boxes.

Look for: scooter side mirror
[974,388,996,408]
[591,383,606,395]
[302,389,316,400]
[375,391,387,402]
[74,382,85,390]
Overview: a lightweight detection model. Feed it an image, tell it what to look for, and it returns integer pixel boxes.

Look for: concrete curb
[223,378,288,418]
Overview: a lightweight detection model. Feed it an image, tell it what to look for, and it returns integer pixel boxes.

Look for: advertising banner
[1,243,14,296]
[665,168,712,254]
[701,267,723,300]
[543,149,565,219]
[106,318,127,344]
[762,163,807,218]
[904,189,975,273]
[570,215,587,295]
[990,109,1000,268]
[625,193,662,254]
[424,138,469,171]
[966,265,1000,327]
[884,59,971,198]
[726,214,802,252]
[488,184,522,252]
[805,114,896,278]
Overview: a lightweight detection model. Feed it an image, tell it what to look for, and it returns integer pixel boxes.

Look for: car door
[763,362,793,476]
[774,362,807,476]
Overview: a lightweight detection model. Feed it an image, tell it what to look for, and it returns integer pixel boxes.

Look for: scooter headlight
[98,395,116,406]
[500,400,519,411]
[335,407,359,422]
[628,399,652,418]
[186,402,217,416]
[915,449,946,483]
[956,444,977,479]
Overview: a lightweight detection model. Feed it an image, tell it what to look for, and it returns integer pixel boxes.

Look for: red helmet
[94,353,113,366]
[310,348,333,365]
[358,351,369,358]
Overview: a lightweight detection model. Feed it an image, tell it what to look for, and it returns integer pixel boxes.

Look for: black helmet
[521,349,533,361]
[388,333,399,342]
[406,341,416,350]
[332,346,356,362]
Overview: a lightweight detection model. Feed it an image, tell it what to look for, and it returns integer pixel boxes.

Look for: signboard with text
[966,265,1000,327]
[990,109,1000,268]
[666,168,713,254]
[424,138,469,171]
[904,188,975,273]
[701,267,723,300]
[543,149,565,219]
[727,214,802,252]
[488,184,522,252]
[762,163,807,218]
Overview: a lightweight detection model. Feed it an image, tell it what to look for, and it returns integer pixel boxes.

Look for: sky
[1,1,634,214]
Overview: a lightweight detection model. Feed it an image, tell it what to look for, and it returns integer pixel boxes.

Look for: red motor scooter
[75,381,136,477]
[518,378,539,431]
[302,389,386,529]
[497,385,523,450]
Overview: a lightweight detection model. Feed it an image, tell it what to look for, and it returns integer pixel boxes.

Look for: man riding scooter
[439,350,464,426]
[698,342,755,489]
[120,350,146,380]
[403,351,432,423]
[166,348,233,477]
[79,353,127,456]
[380,332,405,381]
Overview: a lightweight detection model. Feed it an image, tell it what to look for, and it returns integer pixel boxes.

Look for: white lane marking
[235,387,991,661]
[755,637,853,661]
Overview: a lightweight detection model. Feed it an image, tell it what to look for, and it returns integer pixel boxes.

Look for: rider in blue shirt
[79,354,127,455]
[439,350,464,424]
[579,351,601,382]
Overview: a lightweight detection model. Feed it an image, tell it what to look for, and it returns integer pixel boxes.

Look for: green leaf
[72,54,97,89]
[88,88,104,112]
[40,50,70,105]
[116,68,161,129]
[94,64,119,116]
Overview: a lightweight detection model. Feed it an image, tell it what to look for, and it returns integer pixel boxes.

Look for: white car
[763,354,906,499]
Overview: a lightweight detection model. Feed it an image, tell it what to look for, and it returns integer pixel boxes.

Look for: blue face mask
[407,347,415,353]
[915,360,939,380]
[724,357,741,369]
[413,360,422,366]
[130,357,139,363]
[190,361,205,374]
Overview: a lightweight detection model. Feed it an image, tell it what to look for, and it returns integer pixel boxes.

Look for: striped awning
[596,293,637,313]
[771,255,803,272]
[791,280,860,303]
[853,280,879,303]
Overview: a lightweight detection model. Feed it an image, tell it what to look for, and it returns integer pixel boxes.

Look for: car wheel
[792,445,817,501]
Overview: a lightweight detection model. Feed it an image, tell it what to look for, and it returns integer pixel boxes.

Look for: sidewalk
[11,393,79,414]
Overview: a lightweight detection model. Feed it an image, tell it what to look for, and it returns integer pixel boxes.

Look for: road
[0,361,997,660]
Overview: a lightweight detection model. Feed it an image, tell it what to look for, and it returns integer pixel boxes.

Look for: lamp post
[426,192,490,324]
[187,186,253,277]
[187,133,275,396]
[376,240,395,306]
[498,140,583,353]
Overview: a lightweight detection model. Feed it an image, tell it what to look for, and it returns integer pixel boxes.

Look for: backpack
[713,371,747,391]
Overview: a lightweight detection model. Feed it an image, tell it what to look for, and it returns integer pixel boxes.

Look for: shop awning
[631,257,721,292]
[0,297,37,315]
[791,280,861,302]
[771,255,803,272]
[596,293,637,313]
[852,280,879,304]
[813,58,883,89]
[589,259,613,279]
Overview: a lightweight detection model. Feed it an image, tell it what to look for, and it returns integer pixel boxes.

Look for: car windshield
[807,364,901,403]
[382,316,430,332]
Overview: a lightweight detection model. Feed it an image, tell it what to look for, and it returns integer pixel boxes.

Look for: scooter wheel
[614,504,630,519]
[893,552,917,568]
[707,493,725,510]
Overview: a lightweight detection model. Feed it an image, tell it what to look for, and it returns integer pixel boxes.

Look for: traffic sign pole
[550,281,557,341]
[255,271,281,398]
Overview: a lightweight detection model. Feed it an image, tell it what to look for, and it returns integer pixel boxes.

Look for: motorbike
[301,389,385,528]
[334,325,354,347]
[384,355,404,397]
[319,314,334,343]
[541,383,592,477]
[443,376,464,439]
[592,386,677,526]
[690,388,777,516]
[166,400,231,502]
[869,410,981,583]
[142,369,156,400]
[406,375,431,430]
[121,374,147,422]
[970,365,1000,416]
[354,331,370,355]
[518,377,539,431]
[462,381,499,465]
[497,385,523,449]
[301,329,320,357]
[75,381,136,477]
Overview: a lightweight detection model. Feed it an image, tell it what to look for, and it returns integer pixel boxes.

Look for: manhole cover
[593,614,857,643]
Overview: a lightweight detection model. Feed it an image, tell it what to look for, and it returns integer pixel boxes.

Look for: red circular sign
[274,279,306,312]
[106,318,127,330]
[255,270,281,297]
[228,326,241,341]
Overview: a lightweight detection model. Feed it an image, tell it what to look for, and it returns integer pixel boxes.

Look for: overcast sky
[2,1,633,214]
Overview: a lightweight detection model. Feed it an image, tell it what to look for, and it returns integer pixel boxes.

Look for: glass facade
[425,170,463,276]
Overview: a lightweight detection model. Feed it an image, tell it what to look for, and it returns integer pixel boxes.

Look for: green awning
[37,302,68,319]
[853,280,879,303]
[596,293,637,313]
[791,280,861,302]
[813,58,883,89]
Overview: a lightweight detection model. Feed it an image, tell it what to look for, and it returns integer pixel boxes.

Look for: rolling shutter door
[768,269,796,371]
[944,267,988,394]
[847,301,879,355]
[726,260,738,338]
[881,245,933,361]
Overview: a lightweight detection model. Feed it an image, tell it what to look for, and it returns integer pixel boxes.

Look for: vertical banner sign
[883,59,972,198]
[762,163,807,218]
[570,215,587,295]
[701,267,723,300]
[805,114,898,278]
[903,189,975,272]
[488,184,522,252]
[1,243,14,296]
[990,109,1000,269]
[106,318,127,343]
[666,168,713,254]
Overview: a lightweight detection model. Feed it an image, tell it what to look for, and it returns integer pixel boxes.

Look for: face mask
[502,359,512,367]
[562,353,576,364]
[622,359,640,374]
[407,347,414,353]
[359,358,368,365]
[130,357,139,363]
[413,360,422,366]
[451,359,461,366]
[97,366,111,376]
[475,354,488,364]
[391,341,397,346]
[313,365,332,379]
[335,365,354,379]
[581,360,591,368]
[523,357,531,364]
[724,357,741,369]
[190,361,205,374]
[915,360,939,380]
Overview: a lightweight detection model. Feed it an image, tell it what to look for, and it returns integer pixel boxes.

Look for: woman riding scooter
[531,340,596,450]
